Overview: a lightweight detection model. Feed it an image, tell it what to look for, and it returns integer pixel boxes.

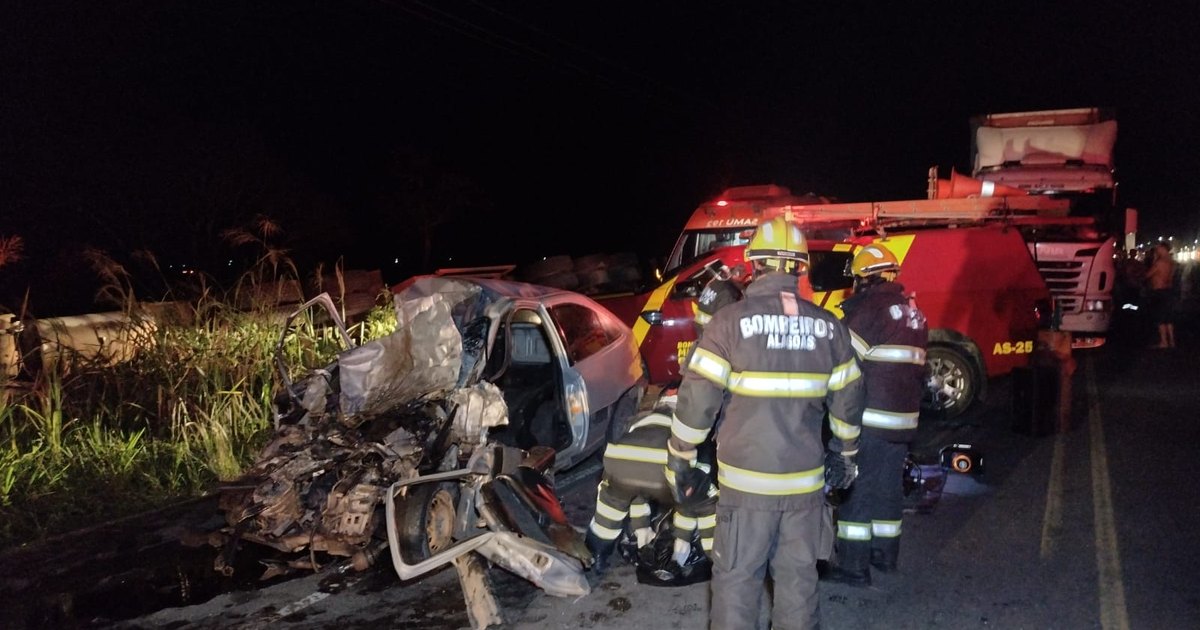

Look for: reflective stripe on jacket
[840,281,929,443]
[671,273,865,509]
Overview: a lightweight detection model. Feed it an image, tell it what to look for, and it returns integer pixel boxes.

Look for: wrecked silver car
[212,277,646,603]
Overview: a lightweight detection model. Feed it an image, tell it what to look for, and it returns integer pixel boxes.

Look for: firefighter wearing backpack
[825,242,928,587]
[585,391,718,576]
[669,216,865,629]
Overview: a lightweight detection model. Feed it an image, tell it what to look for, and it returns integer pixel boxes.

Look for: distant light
[716,200,729,207]
[394,258,399,264]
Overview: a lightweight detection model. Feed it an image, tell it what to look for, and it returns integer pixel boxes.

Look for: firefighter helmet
[744,217,809,275]
[850,243,900,278]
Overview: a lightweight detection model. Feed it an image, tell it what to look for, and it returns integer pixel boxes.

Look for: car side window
[811,251,855,292]
[549,303,613,365]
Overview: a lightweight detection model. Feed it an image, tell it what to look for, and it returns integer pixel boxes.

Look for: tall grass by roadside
[0,225,396,551]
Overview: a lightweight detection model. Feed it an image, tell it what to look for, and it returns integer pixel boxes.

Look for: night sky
[4,1,1199,316]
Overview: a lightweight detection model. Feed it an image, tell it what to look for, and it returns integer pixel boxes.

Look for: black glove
[824,451,858,490]
[667,442,704,504]
[670,467,712,507]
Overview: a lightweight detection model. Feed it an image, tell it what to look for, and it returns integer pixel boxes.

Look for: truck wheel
[521,255,574,280]
[394,481,460,564]
[922,345,977,418]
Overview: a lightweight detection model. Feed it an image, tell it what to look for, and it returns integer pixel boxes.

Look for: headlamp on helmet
[850,243,900,278]
[744,217,810,276]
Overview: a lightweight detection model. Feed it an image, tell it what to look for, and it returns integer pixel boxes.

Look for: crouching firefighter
[585,392,718,578]
[826,242,928,586]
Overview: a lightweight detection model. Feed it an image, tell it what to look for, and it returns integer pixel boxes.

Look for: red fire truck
[598,178,1113,417]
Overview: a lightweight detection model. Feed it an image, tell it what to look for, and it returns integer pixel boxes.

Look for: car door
[544,294,643,458]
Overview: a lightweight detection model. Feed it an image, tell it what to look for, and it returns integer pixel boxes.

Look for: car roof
[395,275,571,302]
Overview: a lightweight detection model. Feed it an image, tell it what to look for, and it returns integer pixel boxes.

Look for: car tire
[394,481,460,564]
[922,344,978,419]
[606,387,642,443]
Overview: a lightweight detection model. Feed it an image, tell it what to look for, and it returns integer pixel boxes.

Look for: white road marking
[1040,431,1066,558]
[1086,355,1130,630]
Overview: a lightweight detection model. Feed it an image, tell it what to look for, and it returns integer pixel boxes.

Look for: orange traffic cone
[932,168,1028,199]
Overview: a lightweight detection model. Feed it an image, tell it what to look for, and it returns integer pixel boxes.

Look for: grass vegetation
[0,220,396,551]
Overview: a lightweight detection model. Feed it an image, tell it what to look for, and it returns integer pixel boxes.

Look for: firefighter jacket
[839,281,928,444]
[671,272,865,510]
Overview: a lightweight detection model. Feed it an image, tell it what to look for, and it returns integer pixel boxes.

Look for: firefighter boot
[585,530,617,576]
[871,547,898,573]
[824,540,872,587]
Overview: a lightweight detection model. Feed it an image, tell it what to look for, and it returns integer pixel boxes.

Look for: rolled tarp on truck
[971,107,1117,192]
[0,302,194,378]
[0,313,19,379]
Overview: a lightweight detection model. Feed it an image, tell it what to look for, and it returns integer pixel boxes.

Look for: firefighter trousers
[588,478,654,542]
[835,433,908,572]
[710,500,825,630]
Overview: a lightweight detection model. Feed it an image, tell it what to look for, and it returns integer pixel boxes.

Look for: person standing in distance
[667,216,865,629]
[824,242,928,586]
[1145,241,1177,349]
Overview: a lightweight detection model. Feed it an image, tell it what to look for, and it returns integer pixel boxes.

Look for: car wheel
[395,481,460,564]
[606,387,642,443]
[922,345,977,419]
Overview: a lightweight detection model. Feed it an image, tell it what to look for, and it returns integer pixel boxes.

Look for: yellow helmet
[850,243,900,278]
[745,217,809,275]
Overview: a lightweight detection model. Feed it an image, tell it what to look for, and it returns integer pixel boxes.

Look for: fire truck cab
[597,184,1085,417]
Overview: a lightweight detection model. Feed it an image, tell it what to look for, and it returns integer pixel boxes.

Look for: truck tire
[609,265,642,284]
[394,481,460,564]
[521,255,574,281]
[606,252,639,268]
[535,270,580,290]
[922,344,977,418]
[574,254,608,274]
[576,268,610,291]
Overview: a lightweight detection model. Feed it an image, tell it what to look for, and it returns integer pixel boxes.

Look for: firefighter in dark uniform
[585,392,718,575]
[693,260,748,331]
[668,216,865,629]
[825,242,928,586]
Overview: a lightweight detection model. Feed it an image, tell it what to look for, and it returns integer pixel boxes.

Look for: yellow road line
[1040,431,1066,559]
[1086,355,1130,630]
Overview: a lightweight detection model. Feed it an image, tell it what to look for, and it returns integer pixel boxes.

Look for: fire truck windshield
[665,228,752,277]
[666,225,860,280]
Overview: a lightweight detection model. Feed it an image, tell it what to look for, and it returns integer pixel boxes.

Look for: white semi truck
[970,107,1121,348]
